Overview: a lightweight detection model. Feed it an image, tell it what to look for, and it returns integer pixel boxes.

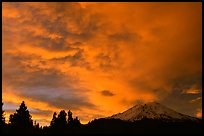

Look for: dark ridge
[1,101,202,134]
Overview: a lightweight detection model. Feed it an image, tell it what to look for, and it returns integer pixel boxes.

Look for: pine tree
[57,110,67,128]
[68,110,73,126]
[9,101,33,129]
[50,112,57,128]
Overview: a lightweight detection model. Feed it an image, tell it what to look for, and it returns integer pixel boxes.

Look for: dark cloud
[170,75,202,91]
[101,90,115,97]
[51,96,96,110]
[30,35,73,52]
[109,31,141,42]
[159,88,202,117]
[127,72,202,117]
[2,2,102,52]
[51,49,91,70]
[20,93,97,111]
[4,101,53,117]
[5,109,52,117]
[3,52,80,89]
[2,52,94,114]
[29,109,53,117]
[95,53,113,71]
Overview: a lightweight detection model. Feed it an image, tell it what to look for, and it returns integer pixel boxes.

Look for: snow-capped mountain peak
[109,102,199,122]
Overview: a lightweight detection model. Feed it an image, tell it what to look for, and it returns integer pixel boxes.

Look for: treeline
[86,117,202,134]
[1,101,82,134]
[1,101,202,134]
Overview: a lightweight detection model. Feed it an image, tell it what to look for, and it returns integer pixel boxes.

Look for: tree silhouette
[67,110,81,129]
[1,102,6,125]
[9,101,33,130]
[49,110,68,131]
[56,110,67,128]
[73,116,81,128]
[33,120,42,134]
[68,110,73,127]
[50,112,57,128]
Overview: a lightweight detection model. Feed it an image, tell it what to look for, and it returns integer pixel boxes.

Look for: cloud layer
[2,2,202,126]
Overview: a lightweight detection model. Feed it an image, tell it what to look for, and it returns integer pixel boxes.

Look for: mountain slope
[108,102,199,122]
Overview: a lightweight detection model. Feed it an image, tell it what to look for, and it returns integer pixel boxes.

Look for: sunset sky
[2,2,202,126]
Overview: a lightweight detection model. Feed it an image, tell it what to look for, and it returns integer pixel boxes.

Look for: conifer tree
[50,112,57,128]
[68,110,73,126]
[57,110,67,128]
[9,101,33,129]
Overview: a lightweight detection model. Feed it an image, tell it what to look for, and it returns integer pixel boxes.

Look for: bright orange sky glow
[2,2,202,126]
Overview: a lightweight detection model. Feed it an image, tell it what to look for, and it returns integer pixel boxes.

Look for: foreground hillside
[83,118,202,134]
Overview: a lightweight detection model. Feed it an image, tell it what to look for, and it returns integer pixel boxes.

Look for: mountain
[84,102,202,134]
[108,101,200,122]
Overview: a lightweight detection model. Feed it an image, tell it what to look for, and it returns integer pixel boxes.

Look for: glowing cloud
[2,2,202,126]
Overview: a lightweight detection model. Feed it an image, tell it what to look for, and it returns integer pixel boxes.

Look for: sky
[2,2,202,126]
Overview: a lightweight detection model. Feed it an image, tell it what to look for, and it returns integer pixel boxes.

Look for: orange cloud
[2,2,202,126]
[183,89,200,94]
[196,108,202,118]
[190,97,202,104]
